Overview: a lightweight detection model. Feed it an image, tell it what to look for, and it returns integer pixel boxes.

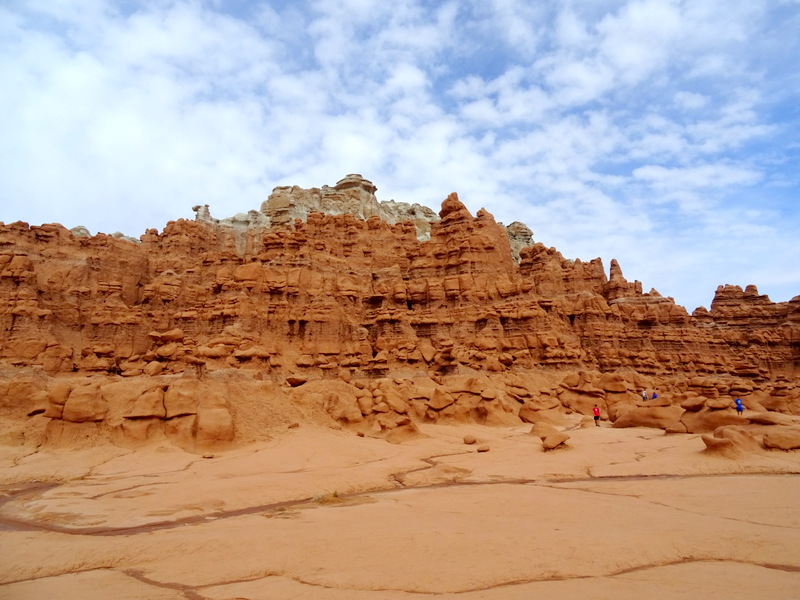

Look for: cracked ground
[1,423,798,599]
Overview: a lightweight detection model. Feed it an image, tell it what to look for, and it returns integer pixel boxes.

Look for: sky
[1,0,799,311]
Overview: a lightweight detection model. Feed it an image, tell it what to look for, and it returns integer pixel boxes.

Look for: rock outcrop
[260,174,440,240]
[1,175,798,450]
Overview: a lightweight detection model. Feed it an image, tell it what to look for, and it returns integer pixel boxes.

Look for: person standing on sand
[641,390,648,401]
[593,404,601,426]
[735,398,744,415]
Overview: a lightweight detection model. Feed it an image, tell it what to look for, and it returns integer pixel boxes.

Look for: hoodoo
[1,175,798,450]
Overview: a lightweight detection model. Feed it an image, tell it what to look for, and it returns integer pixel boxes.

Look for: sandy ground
[1,423,799,599]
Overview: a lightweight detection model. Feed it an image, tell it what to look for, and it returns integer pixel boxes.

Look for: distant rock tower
[260,174,439,240]
[260,174,382,227]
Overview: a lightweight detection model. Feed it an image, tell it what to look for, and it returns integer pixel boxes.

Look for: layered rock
[260,174,440,240]
[1,176,798,450]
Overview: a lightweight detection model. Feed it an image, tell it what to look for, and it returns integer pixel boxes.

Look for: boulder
[62,385,107,422]
[529,422,559,440]
[702,425,762,457]
[427,388,455,410]
[195,407,235,445]
[680,407,746,434]
[762,426,800,450]
[163,380,199,418]
[612,405,683,429]
[542,431,570,450]
[706,397,732,410]
[126,387,167,419]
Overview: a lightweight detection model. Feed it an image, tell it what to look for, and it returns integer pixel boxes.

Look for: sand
[1,423,799,599]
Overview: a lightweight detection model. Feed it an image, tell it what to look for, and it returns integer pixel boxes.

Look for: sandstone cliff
[1,175,798,451]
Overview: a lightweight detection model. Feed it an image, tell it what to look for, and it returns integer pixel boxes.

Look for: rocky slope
[1,175,798,451]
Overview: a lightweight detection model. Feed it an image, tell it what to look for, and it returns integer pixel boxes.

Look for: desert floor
[1,422,799,599]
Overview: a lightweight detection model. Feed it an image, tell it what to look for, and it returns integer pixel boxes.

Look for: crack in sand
[0,566,208,599]
[451,558,800,594]
[2,471,797,537]
[122,569,210,600]
[5,558,797,598]
[389,451,473,487]
[538,477,800,530]
[7,445,43,469]
[83,452,406,501]
[184,558,800,597]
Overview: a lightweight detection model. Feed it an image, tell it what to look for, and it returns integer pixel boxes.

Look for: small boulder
[613,405,683,429]
[680,396,706,411]
[748,412,795,426]
[706,397,731,410]
[542,431,570,450]
[195,407,235,445]
[529,422,559,440]
[762,427,800,451]
[681,407,745,433]
[427,388,454,410]
[62,385,107,422]
[286,375,307,387]
[702,426,761,458]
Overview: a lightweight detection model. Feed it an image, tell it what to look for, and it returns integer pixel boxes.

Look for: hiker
[641,390,648,401]
[593,404,601,427]
[735,398,744,415]
[651,391,658,400]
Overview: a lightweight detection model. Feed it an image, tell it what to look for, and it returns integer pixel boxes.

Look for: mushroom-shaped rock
[680,407,746,434]
[529,422,559,440]
[542,431,570,451]
[701,425,762,457]
[612,405,683,429]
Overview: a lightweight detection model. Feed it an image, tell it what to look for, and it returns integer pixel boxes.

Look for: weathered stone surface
[125,387,166,419]
[164,380,199,418]
[529,422,560,440]
[706,397,733,410]
[680,395,706,412]
[612,405,684,429]
[195,407,235,446]
[762,426,800,450]
[680,407,747,434]
[0,176,797,448]
[701,425,762,457]
[62,385,107,423]
[542,431,570,450]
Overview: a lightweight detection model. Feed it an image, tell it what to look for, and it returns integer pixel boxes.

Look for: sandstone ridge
[1,175,798,451]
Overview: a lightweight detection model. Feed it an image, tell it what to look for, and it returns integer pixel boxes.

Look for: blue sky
[1,0,798,311]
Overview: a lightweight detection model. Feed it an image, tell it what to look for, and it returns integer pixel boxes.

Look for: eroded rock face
[260,174,440,241]
[1,177,798,449]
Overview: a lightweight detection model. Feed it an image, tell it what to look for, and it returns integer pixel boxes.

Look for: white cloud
[0,0,798,311]
[633,164,762,189]
[673,91,708,111]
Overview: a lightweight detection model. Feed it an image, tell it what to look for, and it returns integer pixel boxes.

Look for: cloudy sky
[1,0,799,311]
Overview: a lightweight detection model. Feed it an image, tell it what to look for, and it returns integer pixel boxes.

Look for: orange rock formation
[1,175,798,451]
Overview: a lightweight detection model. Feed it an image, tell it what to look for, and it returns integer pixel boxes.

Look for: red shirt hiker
[593,405,601,426]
